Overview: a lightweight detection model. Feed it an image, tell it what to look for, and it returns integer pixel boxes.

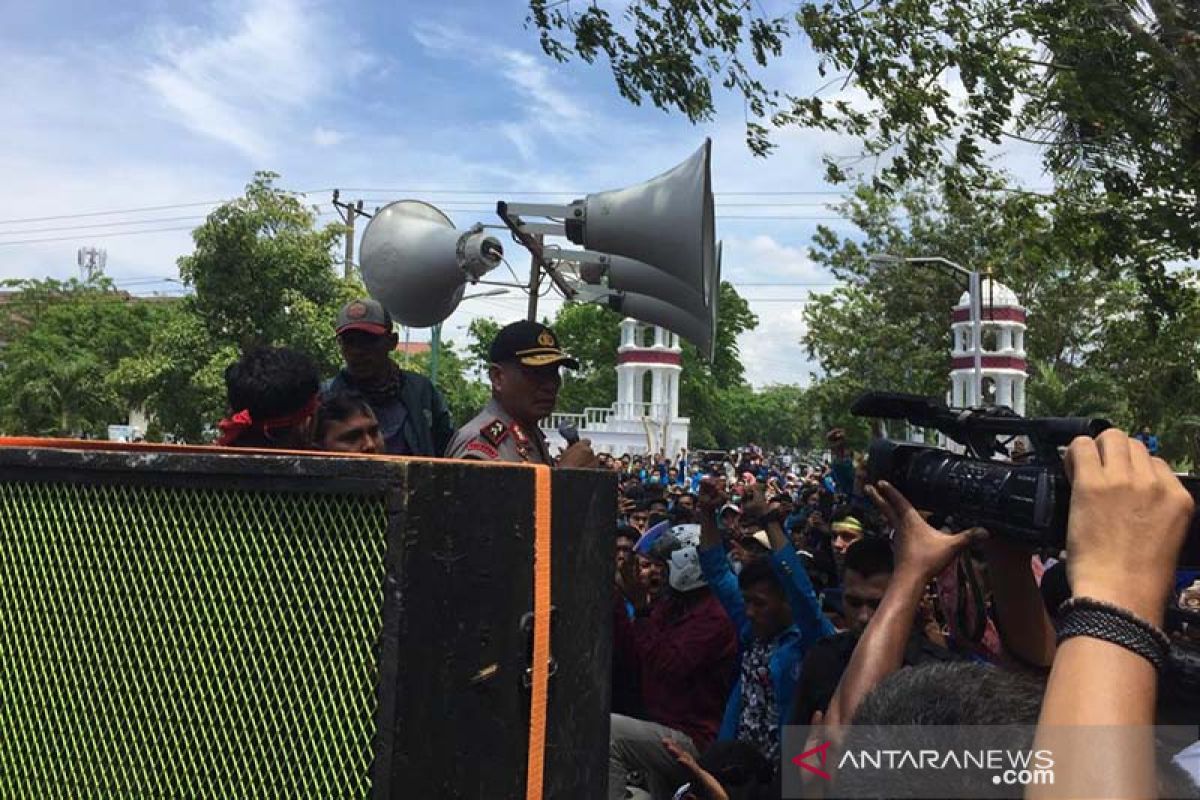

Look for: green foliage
[464,317,502,380]
[712,384,810,450]
[529,0,1200,260]
[403,341,490,429]
[179,172,349,355]
[0,278,174,437]
[800,181,1200,466]
[678,281,759,446]
[107,300,235,443]
[111,173,364,441]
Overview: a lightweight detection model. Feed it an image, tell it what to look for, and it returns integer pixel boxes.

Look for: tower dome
[956,278,1022,311]
[949,278,1028,413]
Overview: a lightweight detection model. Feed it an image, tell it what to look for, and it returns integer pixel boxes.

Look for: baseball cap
[335,298,394,336]
[719,503,741,517]
[489,320,580,369]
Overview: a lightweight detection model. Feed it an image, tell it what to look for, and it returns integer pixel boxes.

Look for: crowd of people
[209,297,1200,798]
[605,438,1200,799]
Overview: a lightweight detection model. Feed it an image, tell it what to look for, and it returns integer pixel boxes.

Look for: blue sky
[0,0,1045,387]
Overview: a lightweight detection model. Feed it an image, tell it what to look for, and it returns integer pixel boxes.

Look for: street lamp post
[867,254,983,407]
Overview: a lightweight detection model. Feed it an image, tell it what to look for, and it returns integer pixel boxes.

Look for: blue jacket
[699,543,835,750]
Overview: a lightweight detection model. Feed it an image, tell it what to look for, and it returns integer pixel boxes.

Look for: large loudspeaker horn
[610,293,713,362]
[711,240,723,355]
[589,255,706,319]
[567,139,715,310]
[588,239,722,361]
[359,201,503,328]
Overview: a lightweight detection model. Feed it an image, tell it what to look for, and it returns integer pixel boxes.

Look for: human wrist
[1068,580,1167,628]
[884,570,928,606]
[1055,596,1171,671]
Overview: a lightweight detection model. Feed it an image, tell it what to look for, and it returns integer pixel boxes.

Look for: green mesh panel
[0,479,389,798]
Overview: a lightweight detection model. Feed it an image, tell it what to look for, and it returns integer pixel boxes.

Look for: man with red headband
[217,347,321,449]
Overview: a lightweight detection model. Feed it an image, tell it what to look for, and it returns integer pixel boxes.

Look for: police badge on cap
[488,320,580,369]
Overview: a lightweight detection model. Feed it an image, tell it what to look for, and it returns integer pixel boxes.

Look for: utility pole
[429,323,442,386]
[332,190,365,280]
[526,234,543,321]
[968,269,983,407]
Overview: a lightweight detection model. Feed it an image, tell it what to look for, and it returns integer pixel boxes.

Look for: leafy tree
[0,278,173,437]
[114,174,363,441]
[1024,360,1128,422]
[464,317,502,380]
[715,383,810,450]
[679,281,759,446]
[179,172,354,359]
[528,0,1200,260]
[546,303,622,413]
[404,340,490,429]
[108,300,235,443]
[801,180,1200,463]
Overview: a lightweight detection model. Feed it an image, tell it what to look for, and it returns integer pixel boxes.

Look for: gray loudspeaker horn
[577,239,722,361]
[359,201,503,328]
[579,255,706,319]
[566,139,715,310]
[610,293,714,362]
[710,240,722,356]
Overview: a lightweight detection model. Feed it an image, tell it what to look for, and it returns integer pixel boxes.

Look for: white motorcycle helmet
[652,524,707,593]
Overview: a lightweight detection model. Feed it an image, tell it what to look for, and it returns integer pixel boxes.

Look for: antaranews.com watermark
[781,725,1197,798]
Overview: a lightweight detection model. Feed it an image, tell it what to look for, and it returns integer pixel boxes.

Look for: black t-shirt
[790,630,960,727]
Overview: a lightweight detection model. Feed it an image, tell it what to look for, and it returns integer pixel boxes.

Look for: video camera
[852,391,1200,568]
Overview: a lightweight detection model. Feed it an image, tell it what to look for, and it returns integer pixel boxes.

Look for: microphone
[850,391,947,422]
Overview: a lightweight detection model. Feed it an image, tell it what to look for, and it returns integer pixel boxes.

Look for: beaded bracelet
[1055,596,1170,672]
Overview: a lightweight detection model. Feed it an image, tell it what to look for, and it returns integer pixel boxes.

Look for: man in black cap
[324,297,454,457]
[445,320,598,467]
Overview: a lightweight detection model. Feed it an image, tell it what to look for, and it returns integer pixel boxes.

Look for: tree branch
[1105,0,1200,107]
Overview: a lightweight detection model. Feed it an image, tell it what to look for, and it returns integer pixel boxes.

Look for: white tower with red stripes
[541,318,690,455]
[614,318,689,454]
[950,279,1027,413]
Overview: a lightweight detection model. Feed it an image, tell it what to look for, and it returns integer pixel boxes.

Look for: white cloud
[312,127,345,147]
[741,302,817,388]
[142,0,342,160]
[410,19,593,160]
[718,234,830,387]
[722,234,828,283]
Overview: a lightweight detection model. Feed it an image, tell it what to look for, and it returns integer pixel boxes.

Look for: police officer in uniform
[445,320,598,468]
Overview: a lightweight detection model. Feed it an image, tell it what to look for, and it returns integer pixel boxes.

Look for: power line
[0,190,841,227]
[354,204,879,221]
[0,188,333,226]
[364,198,845,207]
[467,296,818,303]
[0,201,225,226]
[0,225,199,247]
[0,210,341,246]
[0,215,211,237]
[341,187,859,197]
[2,181,1064,228]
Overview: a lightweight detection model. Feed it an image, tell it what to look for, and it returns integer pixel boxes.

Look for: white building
[949,278,1028,414]
[541,318,690,455]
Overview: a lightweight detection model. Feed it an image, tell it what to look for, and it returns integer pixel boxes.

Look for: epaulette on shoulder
[480,418,509,447]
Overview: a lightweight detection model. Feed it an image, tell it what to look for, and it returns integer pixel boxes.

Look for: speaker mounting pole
[496,202,577,320]
[526,234,542,321]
